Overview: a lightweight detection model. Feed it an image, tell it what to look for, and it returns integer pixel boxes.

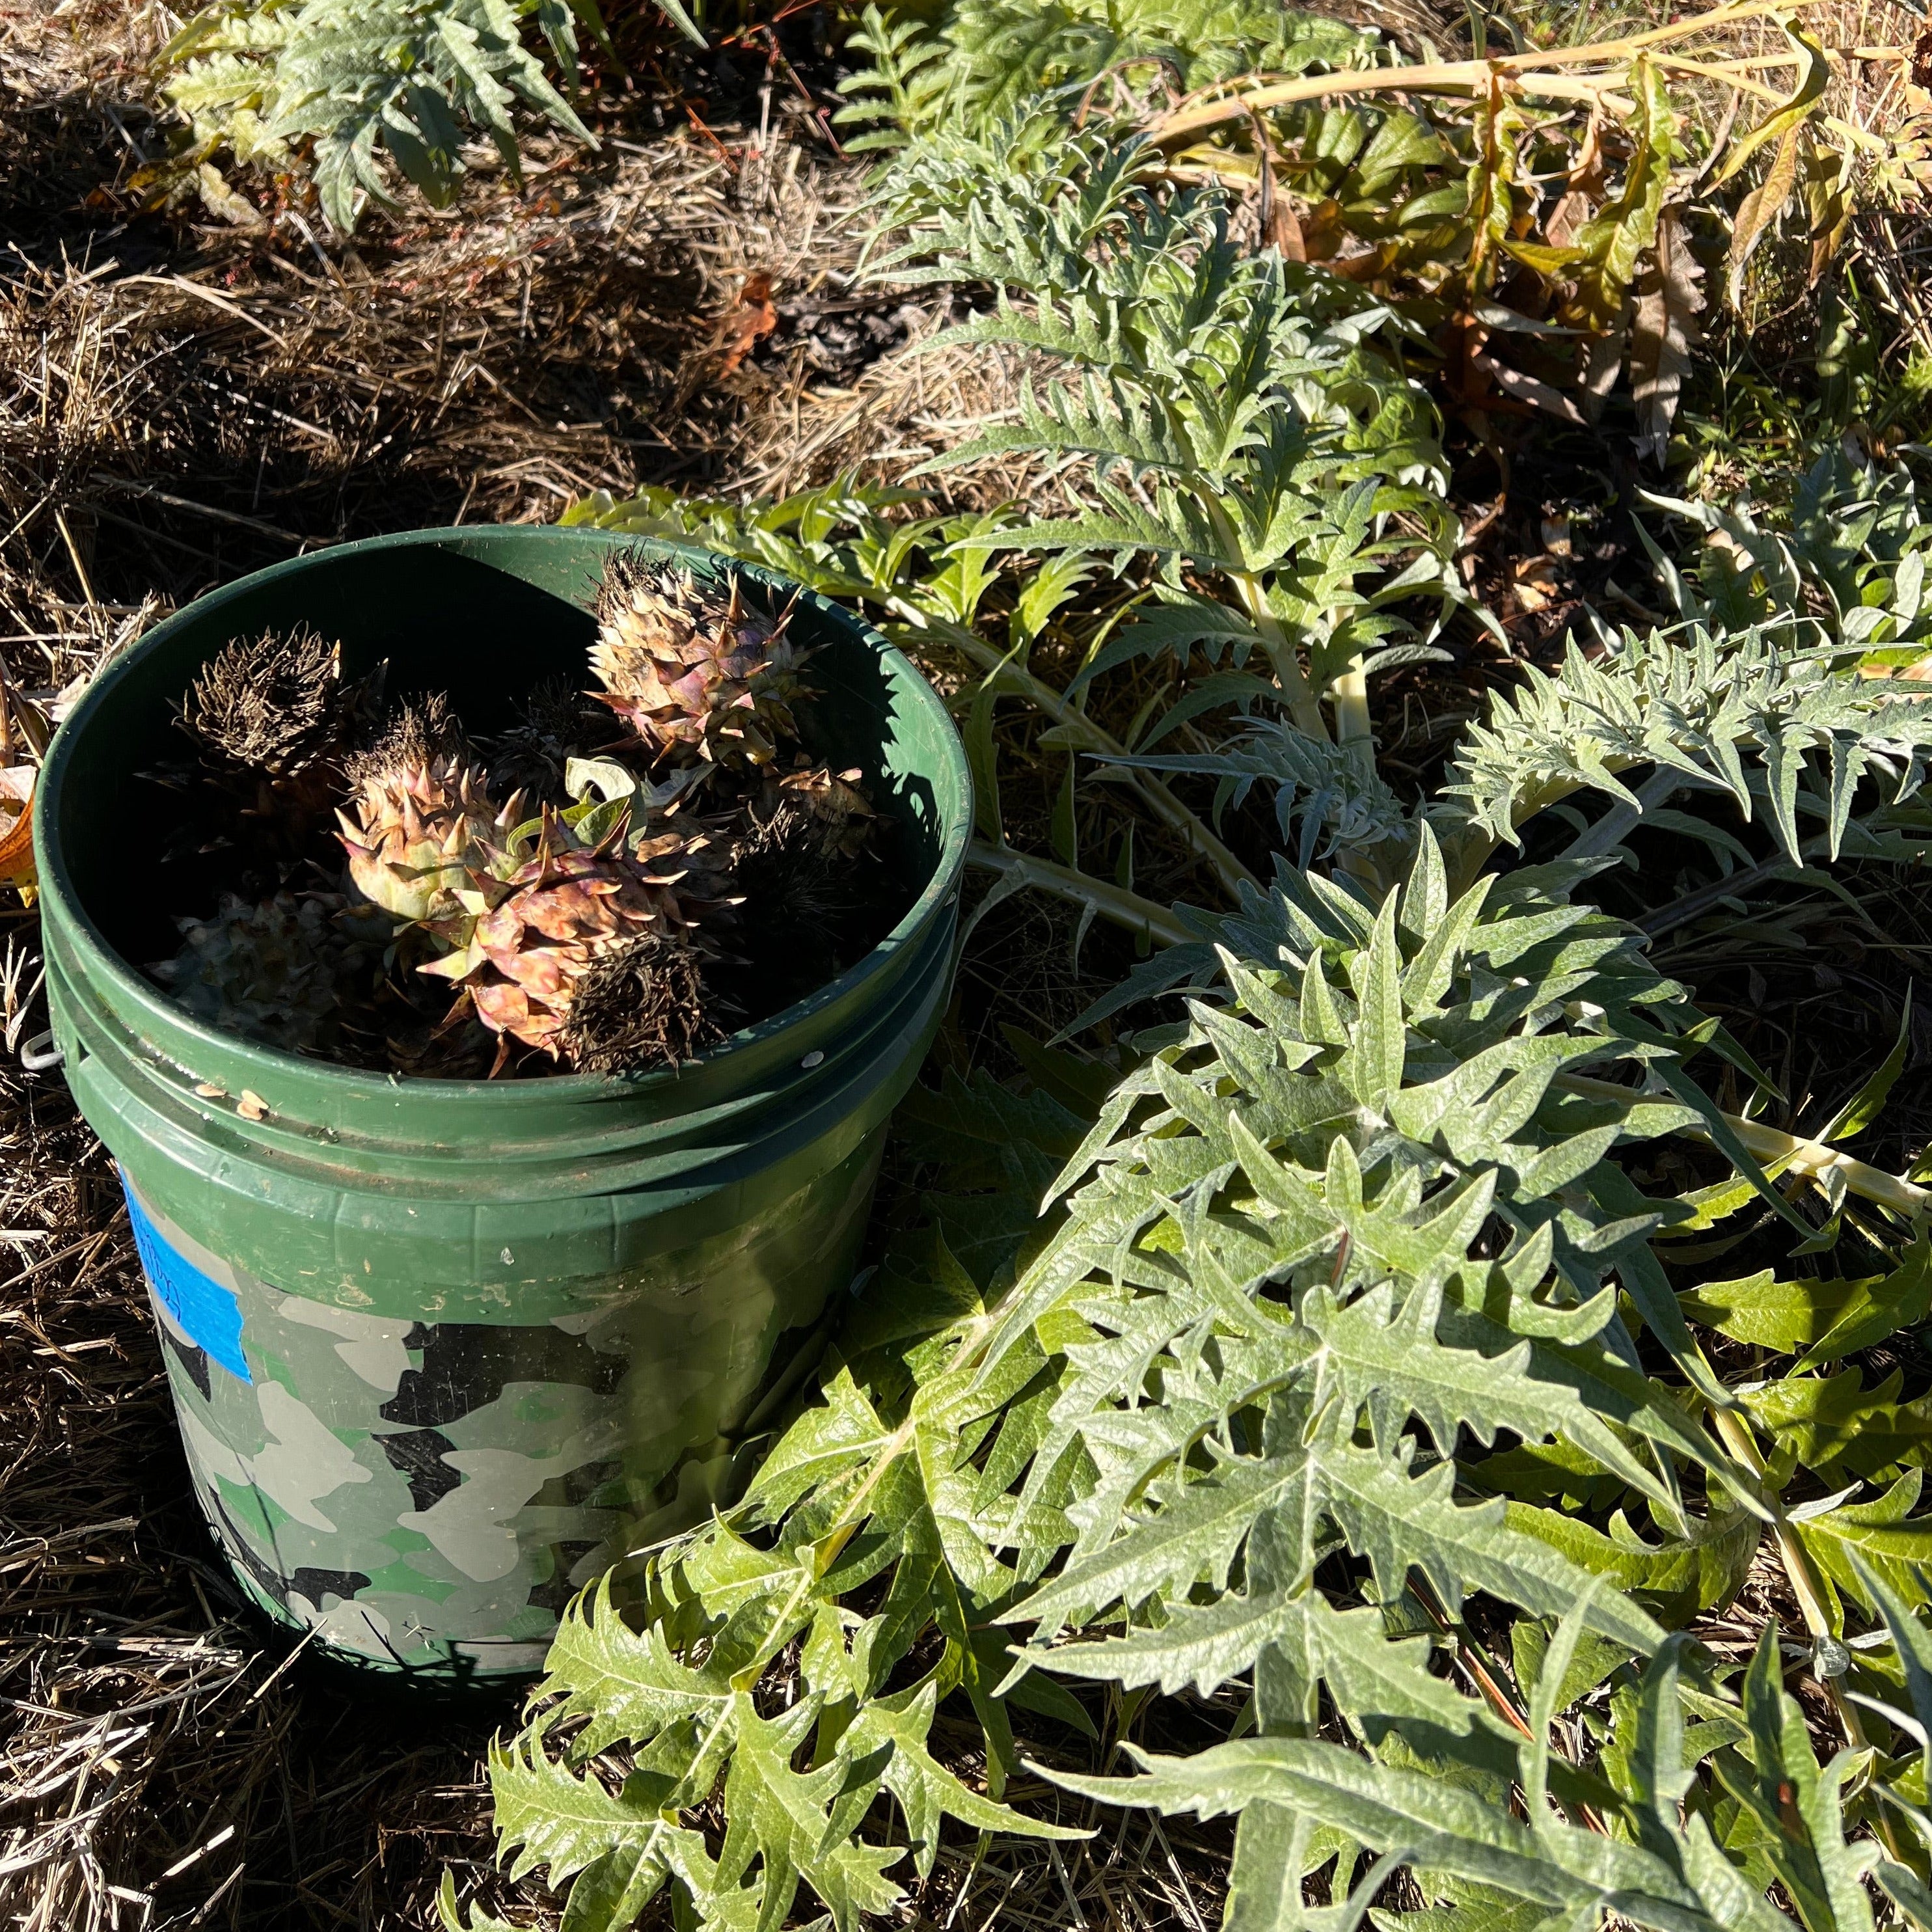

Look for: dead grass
[0,1050,520,1919]
[0,0,919,679]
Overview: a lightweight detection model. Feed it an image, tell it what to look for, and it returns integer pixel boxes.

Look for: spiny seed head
[763,763,875,860]
[560,931,720,1074]
[180,627,375,778]
[335,700,504,924]
[485,676,606,809]
[590,558,808,770]
[418,806,729,1068]
[149,891,360,1052]
[729,772,873,954]
[344,691,470,787]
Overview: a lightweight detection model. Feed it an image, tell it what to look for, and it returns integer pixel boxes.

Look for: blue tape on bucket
[124,1188,251,1383]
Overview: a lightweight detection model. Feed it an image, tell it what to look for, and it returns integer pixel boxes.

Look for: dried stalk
[1150,0,1853,145]
[1558,1072,1932,1218]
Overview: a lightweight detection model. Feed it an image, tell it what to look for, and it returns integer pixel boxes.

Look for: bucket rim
[34,524,972,1101]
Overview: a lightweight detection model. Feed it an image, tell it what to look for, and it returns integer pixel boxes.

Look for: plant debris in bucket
[146,562,902,1078]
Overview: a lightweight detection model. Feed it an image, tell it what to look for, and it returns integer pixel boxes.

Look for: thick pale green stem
[968,842,1194,948]
[1239,575,1327,742]
[1197,497,1327,742]
[1445,757,1655,895]
[1331,660,1373,776]
[1557,769,1683,863]
[1639,847,1804,938]
[882,603,1260,902]
[1328,657,1381,887]
[1706,1117,1932,1217]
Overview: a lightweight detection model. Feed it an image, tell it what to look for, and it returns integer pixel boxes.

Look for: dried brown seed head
[559,932,721,1074]
[180,627,375,778]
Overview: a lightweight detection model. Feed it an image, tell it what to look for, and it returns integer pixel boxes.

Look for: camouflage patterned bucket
[33,528,971,1680]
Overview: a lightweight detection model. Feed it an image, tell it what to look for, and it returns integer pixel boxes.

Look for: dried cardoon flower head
[759,762,875,860]
[485,676,608,809]
[421,805,729,1072]
[149,891,372,1054]
[591,558,808,770]
[336,700,510,925]
[558,931,722,1074]
[180,627,377,780]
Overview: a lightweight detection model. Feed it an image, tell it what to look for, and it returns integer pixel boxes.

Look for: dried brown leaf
[1631,204,1705,463]
[1546,112,1607,251]
[1803,139,1855,286]
[717,271,778,377]
[1727,122,1803,312]
[1470,351,1585,424]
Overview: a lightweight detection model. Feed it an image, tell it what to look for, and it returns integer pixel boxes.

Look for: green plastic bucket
[33,528,970,1679]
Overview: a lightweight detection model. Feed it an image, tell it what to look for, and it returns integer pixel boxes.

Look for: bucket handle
[18,1029,62,1073]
